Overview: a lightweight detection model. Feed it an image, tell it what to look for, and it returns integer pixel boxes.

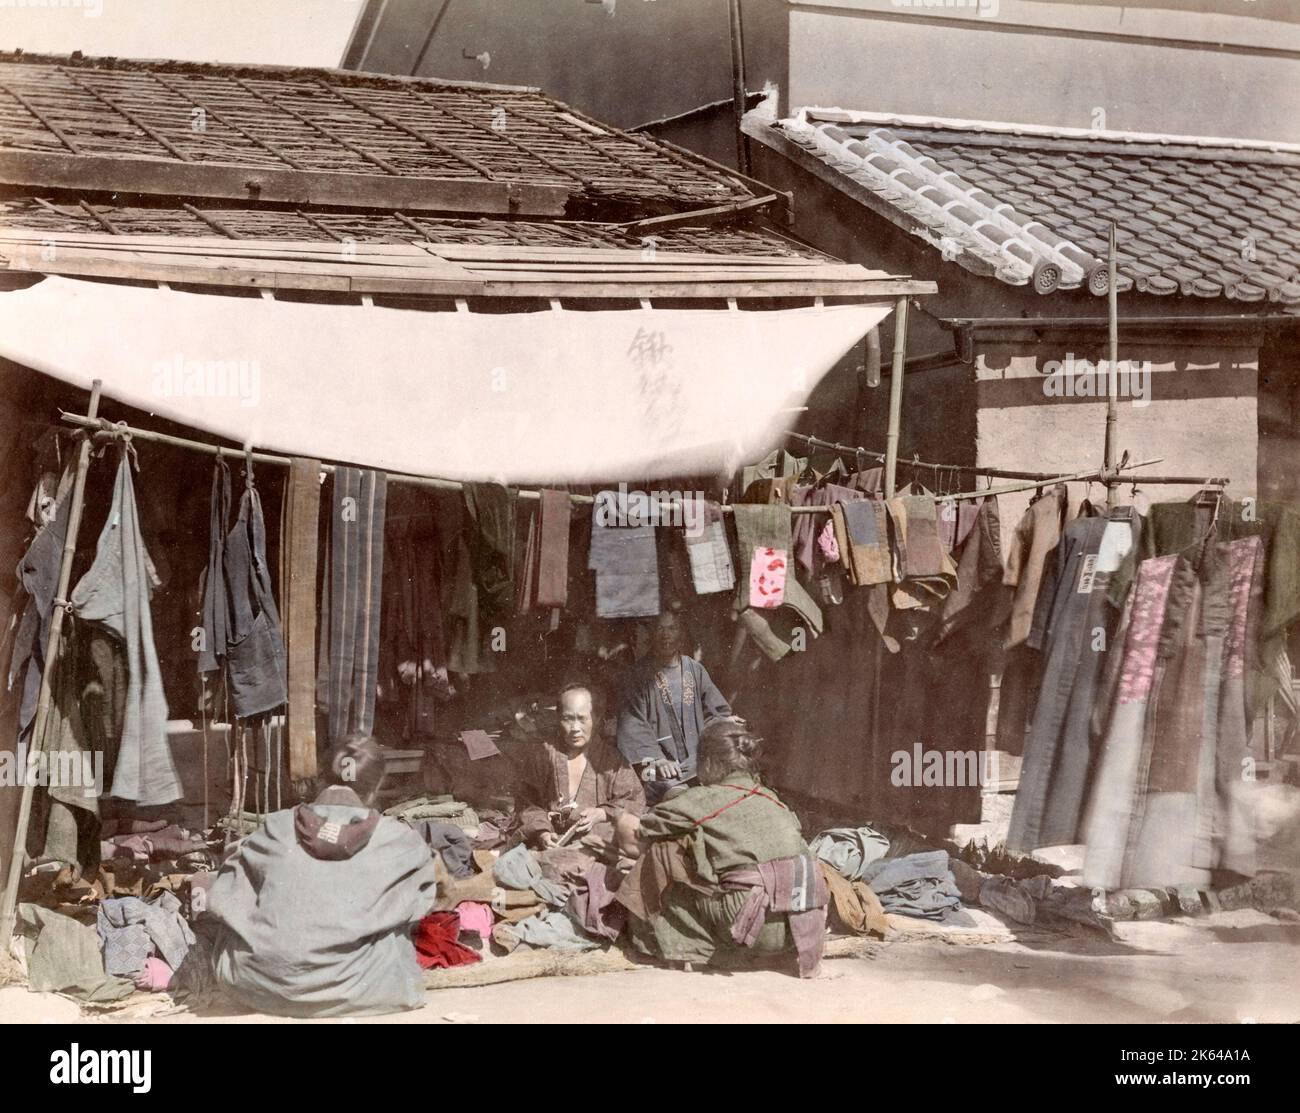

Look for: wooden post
[1105,222,1120,509]
[282,458,321,780]
[0,381,101,946]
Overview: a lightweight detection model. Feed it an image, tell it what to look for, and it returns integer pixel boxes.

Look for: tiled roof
[0,53,752,213]
[0,196,821,258]
[755,107,1300,304]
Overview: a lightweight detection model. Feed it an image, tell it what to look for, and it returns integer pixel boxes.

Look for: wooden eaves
[0,230,937,300]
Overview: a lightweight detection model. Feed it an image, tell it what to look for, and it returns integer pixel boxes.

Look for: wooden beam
[618,193,780,234]
[0,150,572,216]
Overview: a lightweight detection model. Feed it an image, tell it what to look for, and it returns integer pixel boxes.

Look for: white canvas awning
[0,274,892,482]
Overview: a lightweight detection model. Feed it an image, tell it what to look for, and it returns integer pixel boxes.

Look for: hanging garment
[381,497,452,739]
[8,462,102,867]
[198,456,288,719]
[8,462,74,745]
[1083,536,1263,890]
[1109,496,1300,708]
[747,546,788,609]
[886,496,946,578]
[225,466,288,719]
[71,448,179,806]
[934,496,1007,643]
[732,504,823,661]
[685,501,735,595]
[588,492,660,619]
[831,499,890,586]
[27,620,101,868]
[535,488,571,609]
[319,467,386,746]
[462,482,516,621]
[740,449,806,499]
[443,533,495,675]
[1006,509,1137,853]
[885,496,958,608]
[790,482,862,575]
[1003,485,1069,649]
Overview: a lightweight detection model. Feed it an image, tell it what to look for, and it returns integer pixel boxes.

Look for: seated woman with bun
[206,734,440,1017]
[614,718,829,978]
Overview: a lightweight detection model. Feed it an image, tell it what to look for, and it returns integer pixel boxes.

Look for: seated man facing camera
[206,735,440,1017]
[614,718,828,977]
[515,682,644,867]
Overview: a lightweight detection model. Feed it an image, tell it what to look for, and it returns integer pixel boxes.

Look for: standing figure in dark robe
[614,719,828,978]
[515,683,644,867]
[615,610,732,802]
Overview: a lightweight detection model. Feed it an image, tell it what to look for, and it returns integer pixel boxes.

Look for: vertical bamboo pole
[873,297,909,814]
[883,296,910,499]
[1105,222,1120,509]
[0,381,102,946]
[728,0,751,176]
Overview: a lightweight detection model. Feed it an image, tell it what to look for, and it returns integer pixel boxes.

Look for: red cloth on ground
[413,911,481,970]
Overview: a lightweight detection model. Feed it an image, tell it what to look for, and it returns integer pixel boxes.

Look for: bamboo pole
[727,0,751,176]
[1105,222,1120,509]
[0,381,102,947]
[882,295,910,499]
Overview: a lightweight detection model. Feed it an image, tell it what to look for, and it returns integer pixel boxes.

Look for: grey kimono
[206,786,439,1017]
[616,654,732,791]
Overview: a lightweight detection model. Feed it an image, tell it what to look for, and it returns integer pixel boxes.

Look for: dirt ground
[4,906,1297,1025]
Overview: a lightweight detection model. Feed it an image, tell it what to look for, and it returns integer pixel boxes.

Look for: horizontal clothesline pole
[785,431,1231,488]
[59,411,1175,517]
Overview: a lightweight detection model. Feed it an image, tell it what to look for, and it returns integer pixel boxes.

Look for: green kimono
[627,775,811,966]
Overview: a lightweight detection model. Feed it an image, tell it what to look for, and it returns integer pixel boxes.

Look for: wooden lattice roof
[0,196,814,257]
[0,53,755,216]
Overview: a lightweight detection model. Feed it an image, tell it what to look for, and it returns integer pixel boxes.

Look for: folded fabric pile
[95,891,196,991]
[493,844,571,907]
[408,820,475,879]
[979,874,1108,932]
[100,819,208,863]
[413,911,481,969]
[859,851,962,921]
[809,826,891,879]
[16,904,135,1003]
[384,795,480,831]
